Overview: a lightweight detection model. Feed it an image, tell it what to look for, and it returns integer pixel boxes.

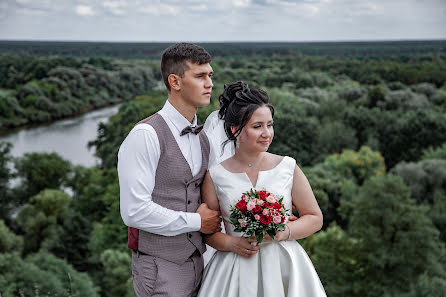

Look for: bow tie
[180,125,204,136]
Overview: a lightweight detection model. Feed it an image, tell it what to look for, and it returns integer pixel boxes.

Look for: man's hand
[197,203,221,234]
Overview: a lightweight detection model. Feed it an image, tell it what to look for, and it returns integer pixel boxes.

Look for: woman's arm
[276,164,323,241]
[201,171,259,258]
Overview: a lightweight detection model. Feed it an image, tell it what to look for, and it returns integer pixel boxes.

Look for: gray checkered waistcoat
[137,113,209,265]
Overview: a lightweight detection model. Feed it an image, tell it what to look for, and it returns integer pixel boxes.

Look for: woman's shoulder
[208,162,222,175]
[265,153,296,169]
[208,160,230,180]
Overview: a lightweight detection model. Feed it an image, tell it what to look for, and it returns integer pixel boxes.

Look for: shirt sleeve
[206,130,218,169]
[118,125,201,236]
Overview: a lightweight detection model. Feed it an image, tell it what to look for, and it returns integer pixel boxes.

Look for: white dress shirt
[118,100,216,236]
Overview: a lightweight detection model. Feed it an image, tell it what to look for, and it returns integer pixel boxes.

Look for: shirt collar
[160,100,197,134]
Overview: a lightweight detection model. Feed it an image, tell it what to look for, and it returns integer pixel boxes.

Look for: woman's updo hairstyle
[218,81,274,148]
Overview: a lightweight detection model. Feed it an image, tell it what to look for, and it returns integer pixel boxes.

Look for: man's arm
[118,125,203,236]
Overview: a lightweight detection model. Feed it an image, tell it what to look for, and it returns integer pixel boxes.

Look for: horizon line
[1,38,446,44]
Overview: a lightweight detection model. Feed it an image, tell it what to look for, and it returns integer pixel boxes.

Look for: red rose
[252,205,262,214]
[236,199,247,213]
[271,202,281,210]
[281,216,285,223]
[258,190,269,200]
[260,215,272,225]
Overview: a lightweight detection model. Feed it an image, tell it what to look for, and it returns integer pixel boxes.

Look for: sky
[0,0,445,42]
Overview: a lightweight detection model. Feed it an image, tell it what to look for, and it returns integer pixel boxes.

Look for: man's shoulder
[122,121,159,146]
[137,112,160,125]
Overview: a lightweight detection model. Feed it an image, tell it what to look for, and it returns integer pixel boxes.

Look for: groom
[118,43,221,297]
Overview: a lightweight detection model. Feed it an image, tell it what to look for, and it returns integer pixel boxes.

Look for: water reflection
[0,104,121,167]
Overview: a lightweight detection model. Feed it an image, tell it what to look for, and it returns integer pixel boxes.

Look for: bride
[198,82,327,297]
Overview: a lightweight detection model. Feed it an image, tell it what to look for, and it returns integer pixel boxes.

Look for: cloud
[343,1,384,17]
[76,5,95,16]
[102,1,127,16]
[233,0,251,7]
[0,2,8,20]
[1,0,445,41]
[10,0,60,15]
[189,4,208,11]
[140,3,179,16]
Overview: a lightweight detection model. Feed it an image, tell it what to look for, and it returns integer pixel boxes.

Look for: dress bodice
[209,156,295,237]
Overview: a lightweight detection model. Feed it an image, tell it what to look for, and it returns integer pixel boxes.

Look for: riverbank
[0,103,121,167]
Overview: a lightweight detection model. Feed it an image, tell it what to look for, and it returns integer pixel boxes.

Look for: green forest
[1,41,446,296]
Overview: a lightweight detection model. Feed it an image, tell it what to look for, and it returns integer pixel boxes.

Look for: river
[0,104,121,167]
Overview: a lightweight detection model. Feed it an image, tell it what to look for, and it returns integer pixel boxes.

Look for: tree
[269,102,321,166]
[390,159,446,242]
[0,252,98,297]
[13,152,72,205]
[17,189,69,254]
[378,89,430,111]
[323,146,386,185]
[100,249,135,297]
[316,121,358,158]
[48,210,93,272]
[401,273,446,297]
[376,110,446,168]
[391,159,446,204]
[68,166,108,223]
[367,85,386,108]
[422,142,446,160]
[429,191,446,243]
[0,253,62,297]
[303,166,357,228]
[300,224,361,297]
[89,182,128,259]
[0,142,13,222]
[0,220,23,253]
[348,175,445,297]
[29,251,98,297]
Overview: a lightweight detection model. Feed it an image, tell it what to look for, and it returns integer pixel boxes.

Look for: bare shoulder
[264,152,286,168]
[220,156,236,171]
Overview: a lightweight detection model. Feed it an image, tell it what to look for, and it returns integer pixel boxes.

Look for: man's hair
[161,43,212,91]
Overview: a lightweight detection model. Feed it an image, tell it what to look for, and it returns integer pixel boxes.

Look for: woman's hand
[229,236,260,258]
[263,229,288,242]
[263,221,295,242]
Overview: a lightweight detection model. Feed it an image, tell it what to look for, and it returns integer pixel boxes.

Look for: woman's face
[236,106,274,153]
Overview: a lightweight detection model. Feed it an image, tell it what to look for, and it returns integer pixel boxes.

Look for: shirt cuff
[187,212,202,232]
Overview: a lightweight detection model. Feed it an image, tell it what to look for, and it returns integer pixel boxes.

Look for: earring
[235,138,240,149]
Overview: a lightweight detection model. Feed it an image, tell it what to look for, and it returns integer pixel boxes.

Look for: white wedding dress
[197,156,327,297]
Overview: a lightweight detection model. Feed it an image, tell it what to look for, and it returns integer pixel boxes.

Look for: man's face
[178,61,214,108]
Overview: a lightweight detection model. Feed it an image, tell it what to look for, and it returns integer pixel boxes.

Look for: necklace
[234,153,264,170]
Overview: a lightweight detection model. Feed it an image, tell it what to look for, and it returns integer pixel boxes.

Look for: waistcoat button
[188,200,191,205]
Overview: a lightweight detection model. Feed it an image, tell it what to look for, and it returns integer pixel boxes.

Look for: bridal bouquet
[229,188,289,244]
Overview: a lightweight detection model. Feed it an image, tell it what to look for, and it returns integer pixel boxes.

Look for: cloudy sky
[0,0,445,42]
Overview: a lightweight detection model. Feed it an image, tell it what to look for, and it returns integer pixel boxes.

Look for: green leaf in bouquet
[255,231,264,244]
[229,215,239,225]
[267,229,276,241]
